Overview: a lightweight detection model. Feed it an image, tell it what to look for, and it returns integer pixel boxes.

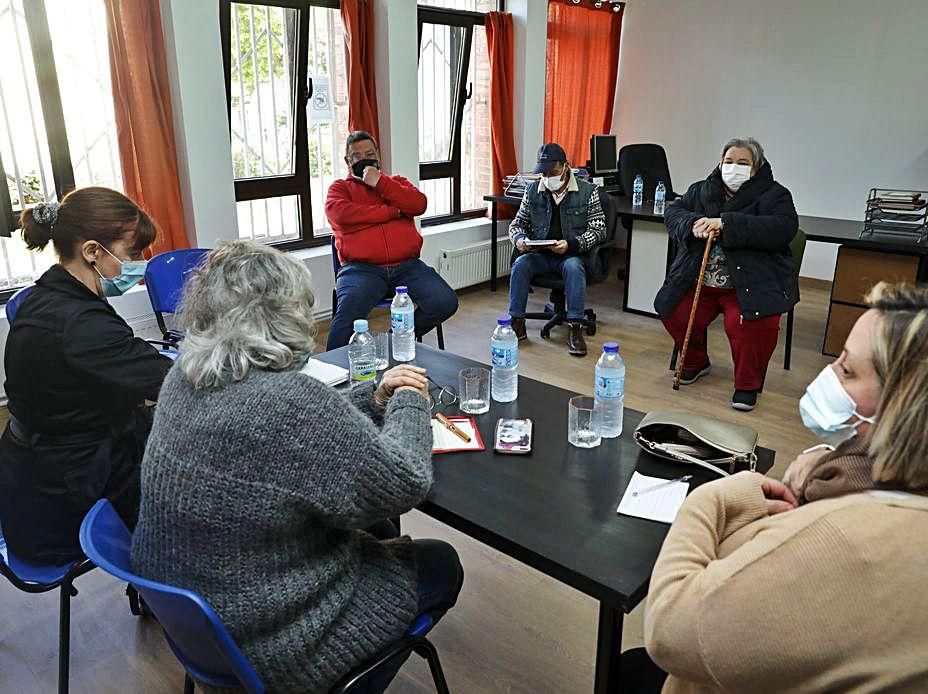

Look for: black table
[317,344,775,693]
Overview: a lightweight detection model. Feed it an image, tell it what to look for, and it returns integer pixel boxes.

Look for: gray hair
[177,240,317,389]
[721,137,765,170]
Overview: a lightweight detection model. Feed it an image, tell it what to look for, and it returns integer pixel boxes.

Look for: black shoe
[511,317,527,341]
[677,363,711,385]
[731,389,759,411]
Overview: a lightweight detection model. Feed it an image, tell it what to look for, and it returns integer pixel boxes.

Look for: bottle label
[351,365,376,382]
[391,310,413,333]
[595,375,624,398]
[491,344,518,368]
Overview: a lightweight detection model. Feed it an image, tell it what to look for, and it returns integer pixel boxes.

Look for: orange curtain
[544,0,623,165]
[104,0,188,255]
[341,0,380,143]
[486,11,518,218]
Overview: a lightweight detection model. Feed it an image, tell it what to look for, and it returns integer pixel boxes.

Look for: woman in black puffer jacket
[656,137,798,412]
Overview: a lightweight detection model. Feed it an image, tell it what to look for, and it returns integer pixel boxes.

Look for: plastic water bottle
[632,173,644,207]
[348,319,377,385]
[654,180,666,215]
[491,316,518,402]
[391,286,416,362]
[595,342,626,437]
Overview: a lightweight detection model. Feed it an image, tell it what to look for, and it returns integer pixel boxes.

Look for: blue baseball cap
[533,142,567,174]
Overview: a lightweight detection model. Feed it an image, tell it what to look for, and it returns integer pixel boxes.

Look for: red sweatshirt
[325,173,428,266]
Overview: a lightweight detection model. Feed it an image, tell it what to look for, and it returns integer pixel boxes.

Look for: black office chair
[617,143,677,202]
[521,192,619,338]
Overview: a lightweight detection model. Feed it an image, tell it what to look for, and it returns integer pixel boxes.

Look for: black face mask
[351,158,379,178]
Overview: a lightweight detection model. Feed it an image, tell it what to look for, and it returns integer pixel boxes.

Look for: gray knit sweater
[130,366,434,693]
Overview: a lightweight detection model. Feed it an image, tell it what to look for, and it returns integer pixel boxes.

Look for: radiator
[438,237,513,290]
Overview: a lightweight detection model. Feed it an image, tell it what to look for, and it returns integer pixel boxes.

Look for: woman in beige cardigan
[644,281,928,693]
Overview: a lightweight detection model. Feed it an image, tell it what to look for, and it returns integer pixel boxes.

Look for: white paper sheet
[617,471,690,524]
[431,418,481,452]
[299,358,349,387]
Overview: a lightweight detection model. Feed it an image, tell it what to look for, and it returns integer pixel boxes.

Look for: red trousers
[662,286,780,391]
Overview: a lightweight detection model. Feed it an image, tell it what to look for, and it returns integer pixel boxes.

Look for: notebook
[616,472,690,524]
[431,416,485,454]
[300,358,349,387]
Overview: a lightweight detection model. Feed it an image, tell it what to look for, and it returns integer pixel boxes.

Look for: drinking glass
[372,331,390,371]
[458,367,491,414]
[568,396,602,448]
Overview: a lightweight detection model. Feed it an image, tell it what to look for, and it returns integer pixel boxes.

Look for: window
[417,1,498,224]
[0,0,121,297]
[220,0,349,250]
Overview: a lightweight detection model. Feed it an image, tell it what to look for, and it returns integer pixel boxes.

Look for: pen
[436,413,471,443]
[632,474,693,497]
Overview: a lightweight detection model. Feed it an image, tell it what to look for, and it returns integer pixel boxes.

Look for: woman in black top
[656,137,798,412]
[0,187,173,563]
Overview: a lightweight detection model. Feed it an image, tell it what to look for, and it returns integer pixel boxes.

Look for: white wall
[612,0,928,280]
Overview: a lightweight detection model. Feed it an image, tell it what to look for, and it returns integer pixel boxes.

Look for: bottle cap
[603,341,619,353]
[498,316,512,326]
[395,285,408,294]
[353,319,369,333]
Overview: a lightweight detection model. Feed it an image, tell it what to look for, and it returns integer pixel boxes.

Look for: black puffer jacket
[654,161,799,320]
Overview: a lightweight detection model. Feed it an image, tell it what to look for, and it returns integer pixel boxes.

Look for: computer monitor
[590,134,618,175]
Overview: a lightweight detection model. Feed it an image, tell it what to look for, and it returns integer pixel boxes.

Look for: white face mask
[721,163,751,191]
[543,170,567,192]
[799,365,875,447]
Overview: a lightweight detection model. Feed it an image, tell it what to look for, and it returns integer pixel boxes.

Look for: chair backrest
[587,191,619,283]
[790,228,807,275]
[79,500,265,693]
[144,248,210,317]
[618,144,674,202]
[5,283,36,324]
[330,235,342,275]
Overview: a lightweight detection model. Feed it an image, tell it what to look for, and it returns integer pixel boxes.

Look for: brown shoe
[511,317,527,341]
[567,322,587,356]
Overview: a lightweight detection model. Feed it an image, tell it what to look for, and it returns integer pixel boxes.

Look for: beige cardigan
[645,472,928,693]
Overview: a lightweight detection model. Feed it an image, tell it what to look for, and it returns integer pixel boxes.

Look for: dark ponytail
[20,206,54,251]
[20,187,159,260]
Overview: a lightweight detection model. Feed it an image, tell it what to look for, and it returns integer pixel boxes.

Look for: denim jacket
[508,175,607,256]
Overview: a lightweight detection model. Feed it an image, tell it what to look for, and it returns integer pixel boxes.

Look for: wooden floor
[0,262,834,693]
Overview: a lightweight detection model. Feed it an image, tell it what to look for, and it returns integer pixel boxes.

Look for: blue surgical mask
[94,246,147,297]
[799,365,875,447]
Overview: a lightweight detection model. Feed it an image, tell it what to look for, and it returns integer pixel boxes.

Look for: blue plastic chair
[80,500,451,694]
[0,520,94,694]
[144,248,210,346]
[5,283,36,323]
[330,237,445,350]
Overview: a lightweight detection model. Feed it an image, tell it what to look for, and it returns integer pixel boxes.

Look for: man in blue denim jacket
[508,143,607,356]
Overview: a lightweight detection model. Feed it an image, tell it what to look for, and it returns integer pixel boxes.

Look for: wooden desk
[798,216,928,355]
[317,344,776,694]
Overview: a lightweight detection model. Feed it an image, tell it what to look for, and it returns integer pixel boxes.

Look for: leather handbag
[633,410,758,477]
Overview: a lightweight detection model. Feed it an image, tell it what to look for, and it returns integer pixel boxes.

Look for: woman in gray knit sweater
[131,241,463,693]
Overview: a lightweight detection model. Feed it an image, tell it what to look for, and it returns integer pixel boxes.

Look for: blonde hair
[866,282,928,490]
[177,241,317,389]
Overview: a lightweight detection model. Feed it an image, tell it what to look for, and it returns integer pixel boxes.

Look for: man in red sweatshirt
[325,131,459,349]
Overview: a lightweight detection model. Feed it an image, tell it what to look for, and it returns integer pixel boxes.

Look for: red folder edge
[432,416,485,454]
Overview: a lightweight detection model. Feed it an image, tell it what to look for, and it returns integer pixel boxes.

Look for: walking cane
[672,232,716,390]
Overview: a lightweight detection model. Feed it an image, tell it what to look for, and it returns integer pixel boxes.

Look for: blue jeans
[327,259,459,350]
[355,520,464,694]
[508,252,587,321]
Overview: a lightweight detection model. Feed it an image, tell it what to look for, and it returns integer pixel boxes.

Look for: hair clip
[32,201,60,227]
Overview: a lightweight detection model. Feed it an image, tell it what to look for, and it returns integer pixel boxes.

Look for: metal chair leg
[58,582,74,694]
[669,345,679,371]
[414,639,450,694]
[184,673,195,694]
[436,324,445,350]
